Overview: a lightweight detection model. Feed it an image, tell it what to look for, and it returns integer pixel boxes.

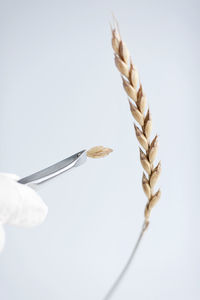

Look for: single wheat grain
[87,146,113,159]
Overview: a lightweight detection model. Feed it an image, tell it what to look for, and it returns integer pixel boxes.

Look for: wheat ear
[112,27,161,224]
[102,24,161,300]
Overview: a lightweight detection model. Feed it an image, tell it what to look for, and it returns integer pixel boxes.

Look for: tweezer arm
[18,150,87,185]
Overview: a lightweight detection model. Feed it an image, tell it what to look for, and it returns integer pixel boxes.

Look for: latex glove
[0,173,48,252]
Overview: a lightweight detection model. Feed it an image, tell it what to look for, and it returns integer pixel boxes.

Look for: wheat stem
[103,221,149,300]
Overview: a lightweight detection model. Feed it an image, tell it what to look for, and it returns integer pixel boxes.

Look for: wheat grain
[111,26,161,222]
[87,146,113,159]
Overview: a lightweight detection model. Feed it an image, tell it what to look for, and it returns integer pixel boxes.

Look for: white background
[0,0,199,299]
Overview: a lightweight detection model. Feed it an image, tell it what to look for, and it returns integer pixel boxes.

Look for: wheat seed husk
[129,101,144,126]
[137,95,146,114]
[140,148,151,175]
[149,189,161,209]
[119,41,129,63]
[137,85,146,114]
[129,63,138,88]
[134,124,148,151]
[144,110,152,139]
[149,135,158,163]
[115,55,129,78]
[122,77,137,102]
[112,29,120,55]
[150,162,161,188]
[142,173,151,199]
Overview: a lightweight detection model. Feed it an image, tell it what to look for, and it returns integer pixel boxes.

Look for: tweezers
[18,150,87,186]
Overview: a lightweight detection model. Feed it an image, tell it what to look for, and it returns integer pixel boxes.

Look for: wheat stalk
[111,25,161,224]
[102,22,161,300]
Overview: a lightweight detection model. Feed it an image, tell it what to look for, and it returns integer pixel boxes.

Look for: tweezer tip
[74,150,87,167]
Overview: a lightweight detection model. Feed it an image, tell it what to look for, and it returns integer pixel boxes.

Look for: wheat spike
[103,21,161,300]
[111,27,161,222]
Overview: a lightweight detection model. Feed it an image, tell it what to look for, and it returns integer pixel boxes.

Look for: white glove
[0,173,48,252]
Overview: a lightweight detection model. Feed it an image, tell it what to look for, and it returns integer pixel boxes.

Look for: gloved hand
[0,173,48,252]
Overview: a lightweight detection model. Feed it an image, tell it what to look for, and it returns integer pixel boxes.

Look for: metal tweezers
[18,150,87,186]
